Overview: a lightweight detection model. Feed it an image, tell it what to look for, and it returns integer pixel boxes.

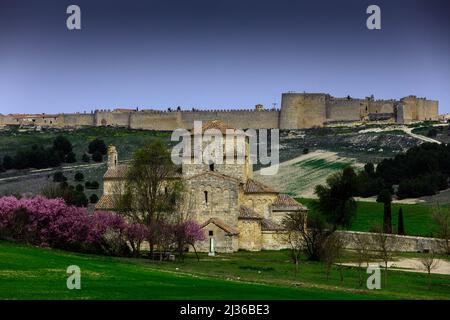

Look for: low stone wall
[337,230,447,253]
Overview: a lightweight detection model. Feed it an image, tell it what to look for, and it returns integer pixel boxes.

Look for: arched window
[204,191,208,204]
[209,163,214,172]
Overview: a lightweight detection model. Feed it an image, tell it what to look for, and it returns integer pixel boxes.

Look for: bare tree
[114,140,182,258]
[419,251,440,289]
[282,212,333,275]
[352,233,373,288]
[370,225,400,288]
[282,212,305,274]
[321,233,346,282]
[432,205,450,255]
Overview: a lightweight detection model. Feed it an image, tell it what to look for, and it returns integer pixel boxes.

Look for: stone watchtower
[279,92,328,129]
[107,145,118,168]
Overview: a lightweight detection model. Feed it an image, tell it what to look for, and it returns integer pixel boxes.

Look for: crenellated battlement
[0,92,438,130]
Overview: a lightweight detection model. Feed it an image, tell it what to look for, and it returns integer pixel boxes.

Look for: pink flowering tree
[87,211,128,255]
[0,196,128,255]
[124,223,148,257]
[172,220,206,261]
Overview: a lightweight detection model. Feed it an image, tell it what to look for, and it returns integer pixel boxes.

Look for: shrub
[3,155,13,170]
[90,181,99,189]
[92,151,103,162]
[427,128,438,138]
[42,183,87,207]
[65,151,76,163]
[59,181,69,189]
[82,153,90,163]
[53,136,72,156]
[74,172,84,182]
[89,194,99,204]
[85,181,91,188]
[88,139,107,155]
[53,172,66,182]
[302,148,309,155]
[75,184,84,192]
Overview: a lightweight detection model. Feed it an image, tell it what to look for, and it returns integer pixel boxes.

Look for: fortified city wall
[0,93,439,130]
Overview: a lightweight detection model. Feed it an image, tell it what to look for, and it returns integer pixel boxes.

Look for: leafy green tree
[314,167,357,229]
[3,155,13,170]
[364,162,375,177]
[53,172,66,183]
[397,207,405,235]
[65,151,76,163]
[89,181,99,189]
[92,151,103,162]
[53,136,72,156]
[82,153,90,163]
[377,189,392,233]
[427,128,438,138]
[115,139,182,257]
[89,194,99,204]
[74,172,84,182]
[88,139,107,155]
[42,184,88,207]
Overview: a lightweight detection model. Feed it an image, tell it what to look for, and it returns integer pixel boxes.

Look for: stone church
[96,120,307,252]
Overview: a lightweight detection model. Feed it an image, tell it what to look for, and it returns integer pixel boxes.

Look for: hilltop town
[0,92,439,131]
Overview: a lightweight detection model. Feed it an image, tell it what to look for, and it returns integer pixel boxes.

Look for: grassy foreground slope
[0,241,374,300]
[1,241,450,300]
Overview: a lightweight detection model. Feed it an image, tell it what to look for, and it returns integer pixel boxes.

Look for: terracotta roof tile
[103,164,129,179]
[244,179,278,194]
[95,194,117,210]
[272,194,307,211]
[238,205,263,220]
[201,218,239,235]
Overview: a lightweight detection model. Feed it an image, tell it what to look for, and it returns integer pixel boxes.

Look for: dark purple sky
[0,0,449,114]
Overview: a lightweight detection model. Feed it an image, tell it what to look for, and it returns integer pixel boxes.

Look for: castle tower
[279,92,327,129]
[107,145,118,168]
[182,120,252,182]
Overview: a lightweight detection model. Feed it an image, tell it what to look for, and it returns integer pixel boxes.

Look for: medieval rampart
[0,92,439,130]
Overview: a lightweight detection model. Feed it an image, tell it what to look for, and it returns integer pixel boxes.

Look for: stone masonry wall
[337,230,448,253]
[0,93,438,130]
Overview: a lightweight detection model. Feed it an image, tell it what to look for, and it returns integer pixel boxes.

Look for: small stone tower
[107,145,118,168]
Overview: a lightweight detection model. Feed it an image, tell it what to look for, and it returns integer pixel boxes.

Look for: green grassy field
[0,241,375,300]
[297,198,441,237]
[1,241,449,300]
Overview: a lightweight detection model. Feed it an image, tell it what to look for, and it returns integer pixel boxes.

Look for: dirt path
[0,162,106,183]
[358,125,441,144]
[341,258,450,275]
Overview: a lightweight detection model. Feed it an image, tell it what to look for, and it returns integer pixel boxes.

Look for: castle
[95,120,307,252]
[0,93,439,130]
